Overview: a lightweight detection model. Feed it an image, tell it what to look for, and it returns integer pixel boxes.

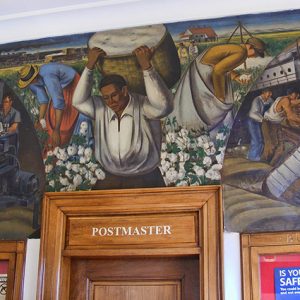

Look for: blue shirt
[29,63,76,110]
[0,107,21,126]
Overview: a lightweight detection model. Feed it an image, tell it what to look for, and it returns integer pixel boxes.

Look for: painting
[1,9,300,239]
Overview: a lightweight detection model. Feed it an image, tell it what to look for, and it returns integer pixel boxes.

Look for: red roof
[185,27,217,38]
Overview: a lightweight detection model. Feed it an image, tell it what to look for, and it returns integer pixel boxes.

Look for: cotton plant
[44,122,105,192]
[160,117,229,187]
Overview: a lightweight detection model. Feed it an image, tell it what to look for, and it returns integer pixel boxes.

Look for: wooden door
[70,256,199,300]
[38,187,223,300]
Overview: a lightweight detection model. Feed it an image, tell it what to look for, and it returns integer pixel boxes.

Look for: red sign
[260,254,300,300]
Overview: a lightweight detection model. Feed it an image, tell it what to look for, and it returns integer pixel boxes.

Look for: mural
[1,9,300,238]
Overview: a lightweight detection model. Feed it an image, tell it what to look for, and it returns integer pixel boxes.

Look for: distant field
[177,30,300,57]
[218,30,300,42]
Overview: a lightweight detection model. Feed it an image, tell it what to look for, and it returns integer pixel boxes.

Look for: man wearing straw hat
[73,46,173,189]
[171,37,266,134]
[18,63,92,149]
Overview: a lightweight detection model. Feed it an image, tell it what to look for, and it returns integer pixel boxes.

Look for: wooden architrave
[241,231,300,300]
[0,241,26,300]
[37,186,223,300]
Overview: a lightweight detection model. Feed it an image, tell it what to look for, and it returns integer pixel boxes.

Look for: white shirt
[264,97,286,124]
[73,67,173,176]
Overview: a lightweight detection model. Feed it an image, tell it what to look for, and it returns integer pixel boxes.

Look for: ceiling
[0,0,300,44]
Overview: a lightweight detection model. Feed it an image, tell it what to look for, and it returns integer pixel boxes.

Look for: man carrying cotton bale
[73,46,173,189]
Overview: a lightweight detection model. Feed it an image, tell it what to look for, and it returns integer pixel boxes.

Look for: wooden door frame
[241,231,300,300]
[37,186,223,300]
[0,241,26,300]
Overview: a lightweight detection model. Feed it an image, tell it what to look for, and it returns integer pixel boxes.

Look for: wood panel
[37,186,223,300]
[66,212,198,248]
[70,257,197,300]
[0,241,25,300]
[91,280,181,300]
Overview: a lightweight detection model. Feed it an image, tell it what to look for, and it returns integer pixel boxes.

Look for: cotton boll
[78,145,85,156]
[56,160,64,166]
[161,151,167,160]
[79,127,88,136]
[80,121,88,130]
[59,176,69,186]
[57,148,68,161]
[79,121,88,136]
[65,161,72,170]
[79,167,87,175]
[73,174,83,187]
[206,169,221,181]
[90,177,97,185]
[165,167,178,183]
[161,142,167,151]
[239,73,251,81]
[53,147,60,156]
[196,135,210,147]
[211,163,223,171]
[178,152,190,162]
[65,170,73,179]
[85,170,94,180]
[177,170,186,180]
[95,168,105,180]
[71,164,80,173]
[203,156,212,167]
[193,165,205,176]
[67,144,77,156]
[166,132,177,143]
[84,147,93,158]
[79,156,86,164]
[216,132,226,141]
[49,180,55,188]
[67,184,76,191]
[160,160,171,173]
[203,142,216,155]
[179,128,189,138]
[178,162,185,171]
[167,153,177,163]
[91,163,98,172]
[87,161,99,172]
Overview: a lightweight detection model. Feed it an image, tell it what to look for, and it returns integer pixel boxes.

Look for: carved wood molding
[37,186,223,300]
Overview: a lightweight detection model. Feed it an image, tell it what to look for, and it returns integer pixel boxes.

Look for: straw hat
[18,64,39,89]
[246,37,266,58]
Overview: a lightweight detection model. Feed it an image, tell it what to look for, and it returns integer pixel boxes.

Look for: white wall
[1,0,300,44]
[23,240,40,300]
[2,1,300,299]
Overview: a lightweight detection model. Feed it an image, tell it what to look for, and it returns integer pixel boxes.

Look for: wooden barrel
[88,25,181,95]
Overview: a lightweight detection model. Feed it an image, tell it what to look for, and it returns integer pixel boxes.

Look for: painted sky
[1,9,300,52]
[166,9,300,38]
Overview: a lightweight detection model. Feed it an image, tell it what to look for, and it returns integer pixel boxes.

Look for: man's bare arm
[280,97,300,126]
[8,122,19,133]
